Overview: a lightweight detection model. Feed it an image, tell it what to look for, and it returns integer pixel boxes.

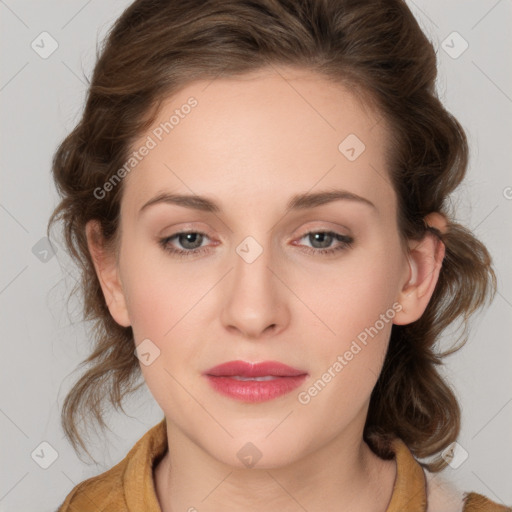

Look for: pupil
[181,233,202,249]
[311,232,332,248]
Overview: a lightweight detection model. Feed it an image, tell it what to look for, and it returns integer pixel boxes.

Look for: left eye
[294,231,354,256]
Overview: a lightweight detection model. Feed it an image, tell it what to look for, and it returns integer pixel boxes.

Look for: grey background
[1,0,511,510]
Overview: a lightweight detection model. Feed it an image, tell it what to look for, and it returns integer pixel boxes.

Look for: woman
[49,0,511,510]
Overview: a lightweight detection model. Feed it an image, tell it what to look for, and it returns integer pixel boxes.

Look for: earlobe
[85,220,131,327]
[393,215,447,326]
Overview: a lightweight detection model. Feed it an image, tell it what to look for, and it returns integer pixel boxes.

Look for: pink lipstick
[204,360,308,403]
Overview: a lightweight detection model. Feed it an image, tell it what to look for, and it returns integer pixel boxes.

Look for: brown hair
[48,0,496,471]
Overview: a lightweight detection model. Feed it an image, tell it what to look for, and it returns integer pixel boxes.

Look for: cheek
[120,239,200,341]
[296,261,399,425]
[123,275,170,342]
[302,244,402,338]
[121,255,202,411]
[296,243,403,402]
[120,243,207,393]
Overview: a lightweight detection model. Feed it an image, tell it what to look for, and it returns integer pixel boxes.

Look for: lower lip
[205,375,308,403]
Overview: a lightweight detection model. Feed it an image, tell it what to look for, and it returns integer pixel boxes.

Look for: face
[98,66,416,468]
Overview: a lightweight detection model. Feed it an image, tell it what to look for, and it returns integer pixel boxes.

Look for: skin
[86,66,446,512]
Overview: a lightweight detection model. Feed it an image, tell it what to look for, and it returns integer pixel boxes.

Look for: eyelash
[158,230,354,259]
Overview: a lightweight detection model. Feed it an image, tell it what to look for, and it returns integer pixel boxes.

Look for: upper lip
[204,360,307,377]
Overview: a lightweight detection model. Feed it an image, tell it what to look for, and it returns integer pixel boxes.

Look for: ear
[85,220,131,327]
[393,213,447,326]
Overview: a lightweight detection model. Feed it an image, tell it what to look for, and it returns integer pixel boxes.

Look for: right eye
[159,231,213,258]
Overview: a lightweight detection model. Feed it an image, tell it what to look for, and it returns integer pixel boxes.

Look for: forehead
[122,66,395,220]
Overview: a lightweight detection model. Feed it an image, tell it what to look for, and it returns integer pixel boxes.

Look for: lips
[204,360,307,378]
[204,360,308,403]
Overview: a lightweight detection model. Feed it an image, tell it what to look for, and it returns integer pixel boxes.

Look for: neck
[154,420,397,512]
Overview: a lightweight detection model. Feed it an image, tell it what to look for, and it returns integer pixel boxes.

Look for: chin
[201,433,308,470]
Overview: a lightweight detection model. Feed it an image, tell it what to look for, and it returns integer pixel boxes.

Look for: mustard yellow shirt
[57,417,511,511]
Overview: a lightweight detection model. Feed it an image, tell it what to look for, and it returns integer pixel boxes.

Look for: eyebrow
[138,188,377,216]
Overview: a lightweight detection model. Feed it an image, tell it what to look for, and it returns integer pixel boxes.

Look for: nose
[219,237,290,340]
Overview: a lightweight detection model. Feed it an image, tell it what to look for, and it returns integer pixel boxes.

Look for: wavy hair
[48,0,496,471]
